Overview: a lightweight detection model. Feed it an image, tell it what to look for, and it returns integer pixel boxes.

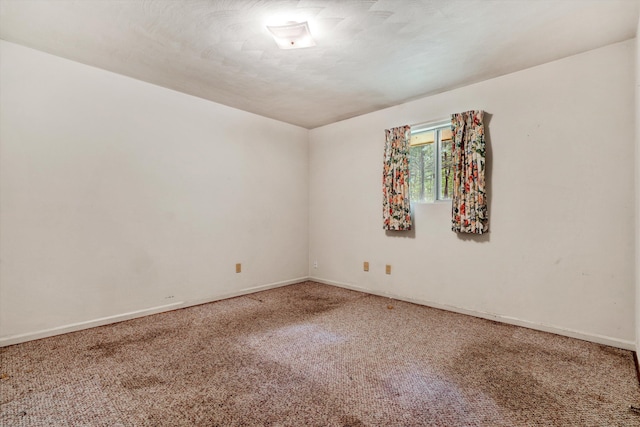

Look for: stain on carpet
[451,339,563,410]
[87,327,174,357]
[121,374,164,390]
[340,414,366,426]
[448,334,637,425]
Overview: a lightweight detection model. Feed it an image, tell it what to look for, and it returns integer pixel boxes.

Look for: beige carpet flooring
[1,281,639,426]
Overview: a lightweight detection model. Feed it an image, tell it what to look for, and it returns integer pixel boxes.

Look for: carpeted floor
[1,281,639,426]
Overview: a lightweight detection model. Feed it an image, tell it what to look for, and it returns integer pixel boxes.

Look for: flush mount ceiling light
[267,21,316,49]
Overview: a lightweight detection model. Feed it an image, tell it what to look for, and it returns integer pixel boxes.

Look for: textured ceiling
[1,0,639,129]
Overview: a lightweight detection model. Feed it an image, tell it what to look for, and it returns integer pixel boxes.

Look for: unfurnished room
[1,0,640,426]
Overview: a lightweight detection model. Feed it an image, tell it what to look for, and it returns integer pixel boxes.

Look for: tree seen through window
[409,124,453,203]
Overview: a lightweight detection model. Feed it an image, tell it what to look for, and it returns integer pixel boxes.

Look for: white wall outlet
[313,260,318,269]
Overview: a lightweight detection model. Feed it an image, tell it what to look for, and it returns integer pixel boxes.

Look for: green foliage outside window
[409,125,453,203]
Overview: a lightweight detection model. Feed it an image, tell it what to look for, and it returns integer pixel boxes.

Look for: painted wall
[0,41,309,343]
[309,40,636,349]
[636,18,640,351]
[2,37,637,350]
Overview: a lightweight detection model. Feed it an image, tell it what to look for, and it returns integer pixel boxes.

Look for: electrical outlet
[385,264,391,275]
[313,260,318,269]
[363,261,369,272]
[236,263,241,273]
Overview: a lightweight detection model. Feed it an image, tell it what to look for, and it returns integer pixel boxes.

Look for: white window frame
[410,120,453,204]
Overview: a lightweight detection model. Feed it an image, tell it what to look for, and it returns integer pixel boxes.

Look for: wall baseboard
[3,275,634,352]
[176,276,310,311]
[0,276,309,347]
[0,302,184,348]
[309,276,636,351]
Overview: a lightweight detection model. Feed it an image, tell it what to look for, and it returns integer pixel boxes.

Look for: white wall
[2,37,637,350]
[309,40,636,349]
[636,18,640,351]
[0,41,309,344]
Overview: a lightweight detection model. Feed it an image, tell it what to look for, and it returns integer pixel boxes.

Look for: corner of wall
[635,18,640,352]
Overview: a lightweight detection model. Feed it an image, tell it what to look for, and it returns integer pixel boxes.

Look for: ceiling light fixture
[267,21,316,50]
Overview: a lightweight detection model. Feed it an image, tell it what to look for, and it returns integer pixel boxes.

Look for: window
[409,122,454,203]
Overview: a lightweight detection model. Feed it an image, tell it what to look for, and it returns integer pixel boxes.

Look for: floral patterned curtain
[451,111,488,234]
[382,125,412,230]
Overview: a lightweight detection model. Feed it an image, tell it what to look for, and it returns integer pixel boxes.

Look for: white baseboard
[309,276,636,351]
[0,276,309,347]
[0,302,184,347]
[177,276,310,310]
[3,275,634,352]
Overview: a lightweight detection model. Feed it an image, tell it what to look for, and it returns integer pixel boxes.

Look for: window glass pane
[409,134,436,203]
[410,125,455,203]
[409,146,422,202]
[440,130,454,200]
